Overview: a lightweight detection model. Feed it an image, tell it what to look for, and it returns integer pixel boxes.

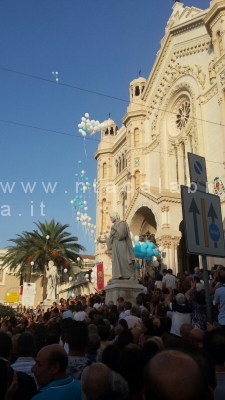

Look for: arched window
[135,171,140,190]
[122,154,125,170]
[101,199,107,232]
[119,158,122,173]
[182,142,187,185]
[135,86,140,96]
[103,163,107,179]
[217,31,223,56]
[175,147,179,185]
[134,128,139,147]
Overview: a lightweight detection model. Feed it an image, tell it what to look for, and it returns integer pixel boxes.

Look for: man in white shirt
[162,269,178,290]
[11,332,36,379]
[73,304,88,321]
[118,301,132,321]
[124,306,141,329]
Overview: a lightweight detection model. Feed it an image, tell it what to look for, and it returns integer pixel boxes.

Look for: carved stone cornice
[214,53,225,73]
[143,139,159,154]
[197,83,218,104]
[171,20,205,37]
[173,37,211,58]
[122,110,147,126]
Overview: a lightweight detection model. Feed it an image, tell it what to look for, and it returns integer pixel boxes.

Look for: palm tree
[1,219,85,300]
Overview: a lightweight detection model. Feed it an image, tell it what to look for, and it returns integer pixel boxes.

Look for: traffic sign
[188,153,208,193]
[181,186,225,257]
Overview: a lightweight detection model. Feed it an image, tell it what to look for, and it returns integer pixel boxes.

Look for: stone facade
[94,1,225,283]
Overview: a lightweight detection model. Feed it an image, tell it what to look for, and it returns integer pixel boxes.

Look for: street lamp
[46,235,50,240]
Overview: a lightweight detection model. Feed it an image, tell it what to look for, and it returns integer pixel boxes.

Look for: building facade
[94,0,225,282]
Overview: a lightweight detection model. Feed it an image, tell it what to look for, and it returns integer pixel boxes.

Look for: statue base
[104,279,144,305]
[42,299,58,311]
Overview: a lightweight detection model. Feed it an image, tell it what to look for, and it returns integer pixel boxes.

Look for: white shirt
[155,281,162,290]
[74,311,88,321]
[11,357,35,377]
[62,310,74,319]
[162,274,178,289]
[119,310,131,320]
[93,303,101,309]
[124,315,141,329]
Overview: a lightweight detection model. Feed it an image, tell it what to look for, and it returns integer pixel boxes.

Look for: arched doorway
[178,220,199,272]
[130,206,157,236]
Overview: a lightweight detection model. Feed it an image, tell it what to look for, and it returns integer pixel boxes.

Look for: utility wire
[0,66,224,127]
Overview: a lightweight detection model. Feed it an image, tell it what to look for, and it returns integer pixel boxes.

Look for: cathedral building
[94,0,225,282]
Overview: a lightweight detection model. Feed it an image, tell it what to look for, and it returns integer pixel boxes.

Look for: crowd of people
[1,265,225,400]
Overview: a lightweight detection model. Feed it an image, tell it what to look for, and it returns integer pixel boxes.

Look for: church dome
[129,76,146,102]
[102,118,118,137]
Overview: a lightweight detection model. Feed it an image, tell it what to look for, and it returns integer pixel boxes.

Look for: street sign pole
[202,255,212,324]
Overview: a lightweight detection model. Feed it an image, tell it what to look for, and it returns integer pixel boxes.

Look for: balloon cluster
[131,234,160,263]
[78,113,113,137]
[52,71,59,82]
[70,161,96,239]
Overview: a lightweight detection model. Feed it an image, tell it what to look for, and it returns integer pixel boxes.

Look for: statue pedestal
[104,279,144,305]
[42,299,58,311]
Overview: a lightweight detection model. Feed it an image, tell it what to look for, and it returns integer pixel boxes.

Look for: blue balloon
[147,249,153,257]
[134,243,141,250]
[75,173,78,177]
[148,242,155,249]
[86,182,90,187]
[78,160,81,164]
[141,242,148,250]
[79,195,83,199]
[80,174,83,178]
[78,202,82,205]
[153,249,159,256]
[76,195,79,199]
[85,177,89,181]
[80,205,84,209]
[80,188,83,192]
[147,256,152,262]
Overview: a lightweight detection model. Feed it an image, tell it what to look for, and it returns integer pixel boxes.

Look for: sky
[0,0,208,254]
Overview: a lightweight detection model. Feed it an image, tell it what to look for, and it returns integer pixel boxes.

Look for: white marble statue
[99,212,135,280]
[46,260,59,300]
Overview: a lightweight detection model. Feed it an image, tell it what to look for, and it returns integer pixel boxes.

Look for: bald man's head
[32,344,68,386]
[144,350,213,400]
[82,363,112,399]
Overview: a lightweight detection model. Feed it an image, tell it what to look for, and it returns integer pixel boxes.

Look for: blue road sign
[194,160,203,175]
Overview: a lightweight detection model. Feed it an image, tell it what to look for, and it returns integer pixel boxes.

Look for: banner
[22,282,36,307]
[97,262,104,290]
[5,292,19,303]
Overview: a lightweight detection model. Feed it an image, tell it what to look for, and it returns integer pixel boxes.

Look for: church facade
[94,0,225,282]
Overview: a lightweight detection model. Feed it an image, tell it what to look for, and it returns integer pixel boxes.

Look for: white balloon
[69,276,73,281]
[96,120,99,125]
[78,124,82,128]
[76,217,80,221]
[84,186,87,190]
[153,261,159,268]
[158,246,163,252]
[77,212,80,215]
[81,117,86,122]
[81,170,85,174]
[91,120,95,124]
[88,223,91,227]
[91,230,94,234]
[70,200,74,204]
[84,207,88,210]
[85,113,89,118]
[85,274,89,279]
[78,129,83,134]
[80,121,85,127]
[82,131,86,137]
[134,235,139,242]
[64,268,68,273]
[83,201,87,205]
[77,257,80,261]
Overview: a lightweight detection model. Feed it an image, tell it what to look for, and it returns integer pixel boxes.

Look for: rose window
[176,101,190,130]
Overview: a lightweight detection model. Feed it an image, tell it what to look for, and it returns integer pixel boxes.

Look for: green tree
[1,219,85,300]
